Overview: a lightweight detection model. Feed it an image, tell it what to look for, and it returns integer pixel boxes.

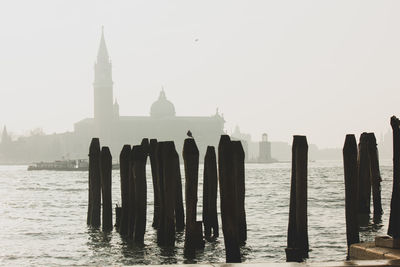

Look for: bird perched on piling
[187,130,193,138]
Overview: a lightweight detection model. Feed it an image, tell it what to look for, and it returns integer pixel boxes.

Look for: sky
[0,0,399,148]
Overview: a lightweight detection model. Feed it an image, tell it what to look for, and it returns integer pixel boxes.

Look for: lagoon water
[0,160,394,265]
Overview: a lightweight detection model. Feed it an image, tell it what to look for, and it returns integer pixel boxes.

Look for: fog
[1,0,400,149]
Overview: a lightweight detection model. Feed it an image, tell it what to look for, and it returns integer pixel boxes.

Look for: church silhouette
[0,28,225,163]
[74,28,225,158]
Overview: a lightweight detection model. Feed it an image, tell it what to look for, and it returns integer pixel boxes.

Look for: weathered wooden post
[218,135,241,263]
[286,135,309,261]
[149,139,160,229]
[156,142,166,245]
[343,134,359,258]
[132,145,147,243]
[367,133,383,223]
[286,135,298,261]
[358,132,371,226]
[162,141,177,246]
[295,135,309,259]
[203,147,210,238]
[88,137,101,228]
[388,116,400,238]
[128,146,136,239]
[87,166,91,225]
[87,139,94,225]
[100,146,113,232]
[119,144,131,236]
[203,146,219,239]
[183,138,205,254]
[141,138,150,159]
[232,141,247,244]
[174,150,185,232]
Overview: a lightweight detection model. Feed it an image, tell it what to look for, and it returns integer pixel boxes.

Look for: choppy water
[0,160,394,266]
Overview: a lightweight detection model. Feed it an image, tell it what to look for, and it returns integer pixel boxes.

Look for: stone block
[376,236,400,249]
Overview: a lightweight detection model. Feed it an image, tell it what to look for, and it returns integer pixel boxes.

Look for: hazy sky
[1,1,399,148]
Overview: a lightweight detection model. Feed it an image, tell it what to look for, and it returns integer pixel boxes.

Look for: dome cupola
[150,89,176,117]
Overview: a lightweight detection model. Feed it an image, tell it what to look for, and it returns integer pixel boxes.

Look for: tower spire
[159,86,166,99]
[97,26,109,62]
[93,26,114,131]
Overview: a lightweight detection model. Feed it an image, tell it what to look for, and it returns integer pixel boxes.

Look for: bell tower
[94,26,113,124]
[93,27,113,143]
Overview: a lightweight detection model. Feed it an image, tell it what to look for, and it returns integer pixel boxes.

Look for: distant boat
[27,159,119,171]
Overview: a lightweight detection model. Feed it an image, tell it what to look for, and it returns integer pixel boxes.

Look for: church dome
[150,90,176,117]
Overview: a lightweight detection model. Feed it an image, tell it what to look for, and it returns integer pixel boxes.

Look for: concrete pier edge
[350,242,400,260]
[128,260,400,267]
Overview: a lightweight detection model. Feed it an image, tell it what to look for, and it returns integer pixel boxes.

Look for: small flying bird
[187,130,193,138]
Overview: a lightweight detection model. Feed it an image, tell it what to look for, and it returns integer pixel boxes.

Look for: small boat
[28,159,120,171]
[27,159,89,171]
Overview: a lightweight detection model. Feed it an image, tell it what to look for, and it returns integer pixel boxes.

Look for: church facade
[69,30,225,159]
[0,30,225,163]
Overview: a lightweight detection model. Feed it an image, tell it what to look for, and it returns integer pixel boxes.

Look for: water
[0,160,394,265]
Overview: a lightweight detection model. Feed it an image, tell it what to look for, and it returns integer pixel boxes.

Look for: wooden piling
[203,146,219,239]
[203,148,210,238]
[174,150,185,231]
[128,146,136,239]
[132,145,147,243]
[232,141,247,244]
[119,144,131,236]
[149,139,160,229]
[156,142,166,245]
[194,221,204,247]
[343,134,360,257]
[87,139,94,225]
[87,163,91,225]
[295,135,309,259]
[358,132,371,225]
[88,138,101,228]
[100,146,113,232]
[218,135,241,263]
[388,116,400,238]
[367,133,383,223]
[162,141,177,246]
[141,138,150,157]
[286,135,298,261]
[183,138,205,253]
[286,135,309,261]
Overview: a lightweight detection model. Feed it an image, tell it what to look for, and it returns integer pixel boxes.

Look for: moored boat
[27,159,89,171]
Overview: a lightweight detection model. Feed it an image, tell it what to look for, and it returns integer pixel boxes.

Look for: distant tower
[94,26,113,125]
[0,126,11,155]
[262,133,268,142]
[93,27,113,143]
[1,126,11,144]
[259,133,271,162]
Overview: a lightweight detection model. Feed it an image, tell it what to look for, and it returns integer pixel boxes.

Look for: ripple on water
[0,160,394,265]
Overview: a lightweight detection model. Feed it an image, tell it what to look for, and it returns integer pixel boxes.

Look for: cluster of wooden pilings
[388,116,400,239]
[87,115,400,264]
[341,116,400,261]
[342,132,384,256]
[86,135,246,263]
[87,138,113,232]
[285,117,400,262]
